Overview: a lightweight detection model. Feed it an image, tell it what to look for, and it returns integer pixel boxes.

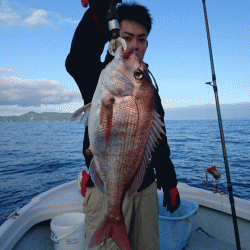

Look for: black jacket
[65,9,177,193]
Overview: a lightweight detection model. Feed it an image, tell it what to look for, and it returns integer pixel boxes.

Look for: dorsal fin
[128,110,165,198]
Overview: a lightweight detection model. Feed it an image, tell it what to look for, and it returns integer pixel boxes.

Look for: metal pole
[202,1,241,249]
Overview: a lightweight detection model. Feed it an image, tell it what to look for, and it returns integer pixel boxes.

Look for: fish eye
[134,70,144,80]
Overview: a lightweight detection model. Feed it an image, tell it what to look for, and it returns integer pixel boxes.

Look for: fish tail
[87,214,131,250]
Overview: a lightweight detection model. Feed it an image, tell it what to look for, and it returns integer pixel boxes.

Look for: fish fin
[128,110,165,198]
[71,103,91,124]
[100,93,115,148]
[87,214,131,250]
[128,157,148,199]
[89,159,105,194]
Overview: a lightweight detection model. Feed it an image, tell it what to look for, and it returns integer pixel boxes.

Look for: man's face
[119,20,148,60]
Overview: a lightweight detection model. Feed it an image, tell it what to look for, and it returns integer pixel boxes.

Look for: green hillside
[0,111,73,123]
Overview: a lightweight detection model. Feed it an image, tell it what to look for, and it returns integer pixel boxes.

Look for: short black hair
[117,2,152,35]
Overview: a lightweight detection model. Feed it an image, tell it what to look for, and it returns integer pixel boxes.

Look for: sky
[0,0,249,116]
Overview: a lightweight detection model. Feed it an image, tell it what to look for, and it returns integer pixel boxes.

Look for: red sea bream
[72,46,165,250]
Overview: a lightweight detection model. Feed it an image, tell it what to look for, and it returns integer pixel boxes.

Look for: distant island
[164,102,249,120]
[0,111,73,123]
[0,102,249,123]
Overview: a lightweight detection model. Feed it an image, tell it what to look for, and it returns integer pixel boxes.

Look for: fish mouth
[122,46,136,59]
[122,46,147,75]
[121,46,142,61]
[115,45,142,64]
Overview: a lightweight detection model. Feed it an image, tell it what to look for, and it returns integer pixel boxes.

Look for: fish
[72,46,165,250]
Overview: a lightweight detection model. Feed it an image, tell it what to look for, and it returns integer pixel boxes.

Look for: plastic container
[50,212,85,250]
[158,197,199,250]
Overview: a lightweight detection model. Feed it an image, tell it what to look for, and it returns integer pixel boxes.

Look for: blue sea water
[0,119,249,226]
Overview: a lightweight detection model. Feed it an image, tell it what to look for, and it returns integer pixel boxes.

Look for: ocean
[0,119,249,226]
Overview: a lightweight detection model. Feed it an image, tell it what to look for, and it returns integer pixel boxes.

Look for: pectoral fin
[71,103,91,124]
[100,93,115,148]
[89,159,105,194]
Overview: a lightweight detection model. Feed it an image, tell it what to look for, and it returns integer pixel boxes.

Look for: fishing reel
[106,0,126,55]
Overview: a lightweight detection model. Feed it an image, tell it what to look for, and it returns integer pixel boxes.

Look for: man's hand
[81,170,90,197]
[163,187,180,213]
[82,0,110,29]
[81,0,90,7]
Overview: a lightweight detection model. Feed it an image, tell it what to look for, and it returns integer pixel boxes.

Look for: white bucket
[50,212,85,250]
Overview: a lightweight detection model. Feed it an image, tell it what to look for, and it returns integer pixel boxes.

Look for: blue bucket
[158,197,199,250]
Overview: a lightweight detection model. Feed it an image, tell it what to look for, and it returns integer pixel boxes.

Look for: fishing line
[197,1,217,186]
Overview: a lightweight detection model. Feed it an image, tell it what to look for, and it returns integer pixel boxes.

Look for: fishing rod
[106,0,126,55]
[201,0,241,249]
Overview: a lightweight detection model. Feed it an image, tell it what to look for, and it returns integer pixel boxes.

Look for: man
[66,1,180,249]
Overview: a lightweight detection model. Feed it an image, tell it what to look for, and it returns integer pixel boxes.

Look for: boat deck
[13,219,246,250]
[4,181,249,250]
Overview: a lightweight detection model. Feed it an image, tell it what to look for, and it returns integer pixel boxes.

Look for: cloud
[53,12,79,26]
[0,68,25,77]
[0,70,82,107]
[23,9,51,26]
[0,6,21,25]
[0,1,79,28]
